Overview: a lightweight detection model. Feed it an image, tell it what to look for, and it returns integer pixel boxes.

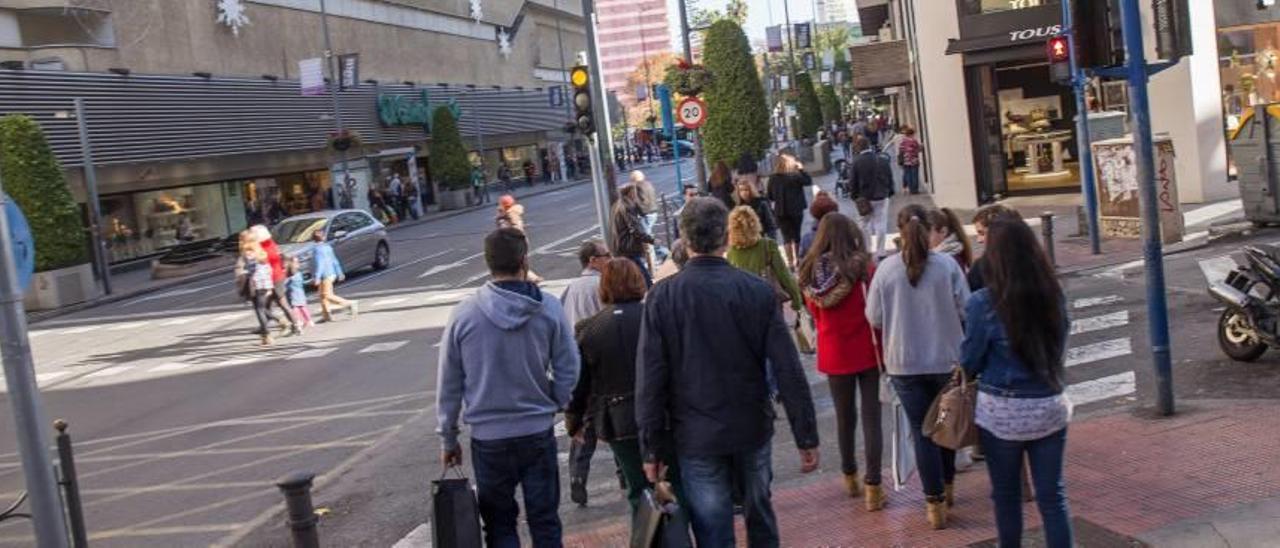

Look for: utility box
[1228,104,1280,224]
[1091,134,1184,244]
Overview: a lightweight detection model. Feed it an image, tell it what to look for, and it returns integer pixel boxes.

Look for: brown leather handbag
[923,368,979,451]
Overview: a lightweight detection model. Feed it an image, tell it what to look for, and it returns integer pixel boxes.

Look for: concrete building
[0,0,586,266]
[596,0,671,94]
[853,0,1230,211]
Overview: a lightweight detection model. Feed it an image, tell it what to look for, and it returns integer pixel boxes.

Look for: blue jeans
[470,429,562,548]
[890,374,956,499]
[627,255,653,287]
[980,427,1073,548]
[678,442,778,548]
[903,165,920,194]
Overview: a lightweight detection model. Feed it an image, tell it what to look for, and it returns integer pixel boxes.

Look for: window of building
[17,8,116,48]
[961,0,1059,16]
[1219,25,1280,132]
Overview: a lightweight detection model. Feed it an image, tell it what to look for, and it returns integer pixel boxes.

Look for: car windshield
[271,218,328,244]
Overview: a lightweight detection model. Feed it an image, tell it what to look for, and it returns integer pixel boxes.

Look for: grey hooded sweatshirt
[436,281,580,451]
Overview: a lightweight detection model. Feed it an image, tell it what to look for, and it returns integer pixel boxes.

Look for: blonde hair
[240,237,267,262]
[734,178,760,205]
[773,153,800,176]
[629,170,647,183]
[728,206,763,249]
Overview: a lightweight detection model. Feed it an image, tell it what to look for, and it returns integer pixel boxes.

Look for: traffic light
[1048,34,1072,84]
[1073,0,1124,69]
[570,65,594,134]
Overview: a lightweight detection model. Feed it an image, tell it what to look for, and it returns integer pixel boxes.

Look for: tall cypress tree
[0,115,87,271]
[795,73,823,140]
[429,107,472,191]
[702,19,771,165]
[819,84,842,126]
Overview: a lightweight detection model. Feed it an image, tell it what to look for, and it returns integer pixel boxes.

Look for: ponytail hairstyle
[925,207,974,267]
[896,204,932,286]
[985,219,1066,390]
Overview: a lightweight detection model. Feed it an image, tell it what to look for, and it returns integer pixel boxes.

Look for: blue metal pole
[657,85,683,187]
[1119,0,1175,415]
[1062,0,1102,254]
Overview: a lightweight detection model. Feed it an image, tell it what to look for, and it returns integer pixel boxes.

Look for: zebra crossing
[1064,293,1137,407]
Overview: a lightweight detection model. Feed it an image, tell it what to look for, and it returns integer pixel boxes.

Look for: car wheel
[373,242,391,270]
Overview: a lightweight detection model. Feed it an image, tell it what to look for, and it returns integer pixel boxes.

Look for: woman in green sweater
[726,206,803,313]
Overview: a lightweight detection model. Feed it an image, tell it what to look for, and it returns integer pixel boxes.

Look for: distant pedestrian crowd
[434,145,1073,548]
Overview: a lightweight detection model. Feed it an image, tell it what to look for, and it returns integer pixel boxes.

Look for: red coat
[805,266,880,376]
[261,238,285,284]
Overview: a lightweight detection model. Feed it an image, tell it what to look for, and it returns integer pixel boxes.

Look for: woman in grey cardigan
[865,203,971,530]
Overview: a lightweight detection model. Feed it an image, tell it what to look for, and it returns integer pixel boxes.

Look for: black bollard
[1041,212,1057,268]
[54,420,88,548]
[275,471,319,548]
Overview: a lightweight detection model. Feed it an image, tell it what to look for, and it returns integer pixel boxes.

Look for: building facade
[0,0,586,266]
[817,0,856,24]
[596,0,671,94]
[893,0,1229,209]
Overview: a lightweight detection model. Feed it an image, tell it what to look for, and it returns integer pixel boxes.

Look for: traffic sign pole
[0,170,71,547]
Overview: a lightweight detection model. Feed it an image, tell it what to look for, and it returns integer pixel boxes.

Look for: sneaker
[349,301,360,320]
[570,478,588,507]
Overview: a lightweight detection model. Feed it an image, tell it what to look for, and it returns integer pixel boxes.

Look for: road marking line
[1198,256,1238,286]
[418,251,483,279]
[158,317,196,326]
[1067,371,1137,406]
[61,326,100,334]
[218,356,264,367]
[1073,295,1123,309]
[360,341,410,353]
[27,330,51,338]
[84,366,133,379]
[1094,259,1145,280]
[148,362,195,373]
[287,348,338,360]
[1070,311,1129,335]
[372,297,408,307]
[533,225,601,256]
[1066,338,1132,367]
[36,372,71,383]
[104,321,149,331]
[210,313,246,322]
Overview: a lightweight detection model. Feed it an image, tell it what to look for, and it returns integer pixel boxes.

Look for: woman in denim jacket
[960,219,1073,548]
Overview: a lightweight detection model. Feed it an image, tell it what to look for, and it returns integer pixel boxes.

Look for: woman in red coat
[798,212,885,511]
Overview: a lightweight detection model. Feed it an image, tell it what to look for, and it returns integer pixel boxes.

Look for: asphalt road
[0,161,691,547]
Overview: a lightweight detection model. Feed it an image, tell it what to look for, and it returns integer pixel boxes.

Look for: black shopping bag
[432,468,483,548]
[630,483,692,548]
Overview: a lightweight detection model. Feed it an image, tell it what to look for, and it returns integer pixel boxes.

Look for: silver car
[271,210,390,284]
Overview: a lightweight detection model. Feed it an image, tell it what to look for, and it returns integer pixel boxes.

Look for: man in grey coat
[559,239,611,505]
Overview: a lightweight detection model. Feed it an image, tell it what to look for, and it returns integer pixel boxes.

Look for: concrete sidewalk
[561,399,1280,547]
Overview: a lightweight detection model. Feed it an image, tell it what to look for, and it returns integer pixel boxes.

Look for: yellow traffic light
[570,66,590,88]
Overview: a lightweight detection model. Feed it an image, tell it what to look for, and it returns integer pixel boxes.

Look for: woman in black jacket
[566,259,688,526]
[734,178,778,240]
[610,184,656,286]
[767,153,814,267]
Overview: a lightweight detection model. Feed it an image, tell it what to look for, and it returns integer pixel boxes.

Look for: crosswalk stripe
[219,356,264,367]
[1066,338,1132,367]
[104,321,149,331]
[1067,371,1137,406]
[35,371,71,384]
[62,326,100,334]
[287,348,338,360]
[372,298,408,307]
[1070,311,1129,335]
[148,362,196,373]
[159,317,196,326]
[359,341,410,353]
[84,366,133,379]
[210,313,246,322]
[1073,295,1123,309]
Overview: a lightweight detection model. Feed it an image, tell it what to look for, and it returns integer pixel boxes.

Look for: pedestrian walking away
[708,161,737,211]
[961,219,1074,548]
[560,239,612,506]
[436,228,580,548]
[566,258,691,539]
[610,184,656,287]
[898,127,925,195]
[734,178,778,241]
[727,206,803,319]
[798,213,885,512]
[848,135,895,254]
[310,229,358,322]
[865,203,971,530]
[284,257,314,331]
[927,208,975,272]
[236,232,278,346]
[766,153,814,268]
[735,151,763,195]
[630,170,660,237]
[637,197,820,547]
[799,191,839,260]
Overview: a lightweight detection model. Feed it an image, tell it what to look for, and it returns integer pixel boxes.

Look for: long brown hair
[709,161,732,190]
[798,213,870,287]
[896,204,932,286]
[926,207,973,267]
[985,219,1066,390]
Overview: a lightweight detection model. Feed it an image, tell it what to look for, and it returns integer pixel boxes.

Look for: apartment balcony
[847,39,910,90]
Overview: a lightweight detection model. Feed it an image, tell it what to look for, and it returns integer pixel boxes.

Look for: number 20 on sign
[677,97,708,130]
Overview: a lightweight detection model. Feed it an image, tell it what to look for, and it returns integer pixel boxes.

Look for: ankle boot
[842,473,862,497]
[944,482,955,508]
[926,499,948,530]
[864,483,886,512]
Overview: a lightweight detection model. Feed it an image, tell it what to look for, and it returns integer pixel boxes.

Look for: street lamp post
[676,0,708,189]
[319,0,350,208]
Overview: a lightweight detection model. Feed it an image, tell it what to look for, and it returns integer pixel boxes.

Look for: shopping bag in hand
[432,467,483,548]
[631,481,692,548]
[792,316,815,355]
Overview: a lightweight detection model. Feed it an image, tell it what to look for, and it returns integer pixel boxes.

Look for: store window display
[101,184,233,263]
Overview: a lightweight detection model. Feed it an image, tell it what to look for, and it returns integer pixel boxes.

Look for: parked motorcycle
[1208,245,1280,361]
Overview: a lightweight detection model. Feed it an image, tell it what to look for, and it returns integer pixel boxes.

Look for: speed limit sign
[677,97,708,129]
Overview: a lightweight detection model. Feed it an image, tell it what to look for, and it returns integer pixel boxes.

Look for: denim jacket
[960,289,1067,399]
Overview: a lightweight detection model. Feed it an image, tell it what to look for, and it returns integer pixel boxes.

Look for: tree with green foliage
[702,19,771,165]
[819,84,842,126]
[0,114,87,271]
[795,72,822,140]
[429,107,472,191]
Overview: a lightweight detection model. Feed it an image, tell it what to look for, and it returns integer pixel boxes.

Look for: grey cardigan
[865,252,971,376]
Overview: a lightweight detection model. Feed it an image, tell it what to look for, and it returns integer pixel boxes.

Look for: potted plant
[663,59,714,97]
[0,114,95,310]
[429,107,473,211]
[328,129,363,152]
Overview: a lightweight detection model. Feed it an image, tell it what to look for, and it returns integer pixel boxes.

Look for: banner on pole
[339,54,359,90]
[766,26,784,52]
[794,22,812,49]
[299,58,326,96]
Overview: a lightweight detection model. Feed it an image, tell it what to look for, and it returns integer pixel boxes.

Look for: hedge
[0,115,88,271]
[430,107,472,191]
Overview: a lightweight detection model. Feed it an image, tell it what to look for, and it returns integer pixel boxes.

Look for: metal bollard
[276,471,319,548]
[1074,205,1090,238]
[53,420,88,548]
[1041,212,1057,268]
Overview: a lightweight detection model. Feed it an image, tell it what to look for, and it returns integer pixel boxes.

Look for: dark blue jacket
[959,289,1067,399]
[637,256,818,461]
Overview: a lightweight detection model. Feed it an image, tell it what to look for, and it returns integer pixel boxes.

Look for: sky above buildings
[664,0,855,49]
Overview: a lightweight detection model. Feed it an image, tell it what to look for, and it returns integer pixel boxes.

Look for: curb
[1057,233,1215,278]
[28,177,598,324]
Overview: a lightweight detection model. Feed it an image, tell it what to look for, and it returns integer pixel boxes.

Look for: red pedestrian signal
[1047,35,1071,63]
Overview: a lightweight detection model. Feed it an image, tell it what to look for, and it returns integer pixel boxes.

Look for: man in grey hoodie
[436,228,580,547]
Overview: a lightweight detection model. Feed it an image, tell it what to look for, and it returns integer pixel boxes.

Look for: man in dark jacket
[637,197,820,546]
[847,135,895,253]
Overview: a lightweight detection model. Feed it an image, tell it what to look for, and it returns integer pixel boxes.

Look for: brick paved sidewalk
[562,400,1280,547]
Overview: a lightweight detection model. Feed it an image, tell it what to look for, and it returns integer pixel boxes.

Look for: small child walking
[285,257,315,330]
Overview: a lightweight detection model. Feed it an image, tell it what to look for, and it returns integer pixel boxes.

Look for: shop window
[17,8,116,48]
[102,184,233,264]
[961,0,1058,16]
